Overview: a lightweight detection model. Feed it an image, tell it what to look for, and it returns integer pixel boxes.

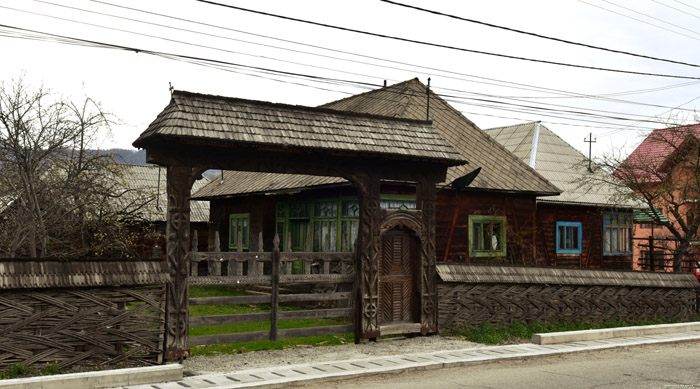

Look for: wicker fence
[437,263,700,330]
[0,259,169,372]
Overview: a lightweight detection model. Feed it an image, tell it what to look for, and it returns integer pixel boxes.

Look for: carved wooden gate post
[417,177,438,334]
[350,172,381,340]
[164,166,194,361]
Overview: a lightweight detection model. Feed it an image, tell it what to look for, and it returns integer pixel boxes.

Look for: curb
[532,322,700,344]
[0,364,182,389]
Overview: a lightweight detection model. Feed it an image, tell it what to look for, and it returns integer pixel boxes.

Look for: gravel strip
[183,336,485,375]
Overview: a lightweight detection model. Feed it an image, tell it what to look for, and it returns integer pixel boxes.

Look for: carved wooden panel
[438,283,698,330]
[379,231,417,324]
[165,166,194,361]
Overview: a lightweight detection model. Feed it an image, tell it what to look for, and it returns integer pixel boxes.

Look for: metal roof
[134,90,466,166]
[117,164,210,222]
[194,171,345,199]
[486,121,637,207]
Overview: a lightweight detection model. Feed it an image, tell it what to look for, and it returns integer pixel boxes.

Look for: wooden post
[211,231,222,276]
[305,223,313,274]
[270,234,280,342]
[164,166,194,361]
[257,231,264,275]
[417,176,438,335]
[349,172,381,341]
[190,230,199,276]
[286,231,293,274]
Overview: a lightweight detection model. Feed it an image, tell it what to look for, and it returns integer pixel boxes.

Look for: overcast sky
[2,0,699,158]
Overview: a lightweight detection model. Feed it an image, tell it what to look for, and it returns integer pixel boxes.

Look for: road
[292,341,700,389]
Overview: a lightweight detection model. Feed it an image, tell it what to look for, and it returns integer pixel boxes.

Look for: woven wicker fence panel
[438,283,697,330]
[0,285,166,371]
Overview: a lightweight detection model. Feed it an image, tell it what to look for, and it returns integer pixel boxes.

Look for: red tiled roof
[619,124,700,183]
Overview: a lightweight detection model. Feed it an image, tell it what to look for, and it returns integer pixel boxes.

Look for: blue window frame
[603,212,633,255]
[556,222,582,254]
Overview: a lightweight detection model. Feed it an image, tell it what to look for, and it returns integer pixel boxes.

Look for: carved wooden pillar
[416,176,438,334]
[164,166,193,361]
[350,172,381,339]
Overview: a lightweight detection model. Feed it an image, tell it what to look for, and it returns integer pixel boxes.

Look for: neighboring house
[485,122,638,269]
[194,79,560,265]
[117,164,210,256]
[618,125,700,276]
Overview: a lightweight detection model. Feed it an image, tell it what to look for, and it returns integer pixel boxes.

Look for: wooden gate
[379,230,418,328]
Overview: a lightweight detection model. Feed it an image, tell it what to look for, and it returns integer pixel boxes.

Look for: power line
[87,0,700,110]
[670,0,700,13]
[651,0,700,19]
[602,0,700,35]
[381,0,700,68]
[0,23,681,132]
[579,0,700,41]
[12,1,695,123]
[196,0,700,80]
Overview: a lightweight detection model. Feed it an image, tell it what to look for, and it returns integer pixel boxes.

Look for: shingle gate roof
[134,90,466,166]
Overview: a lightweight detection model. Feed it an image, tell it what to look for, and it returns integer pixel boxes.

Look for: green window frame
[603,212,633,255]
[228,213,250,250]
[468,215,506,257]
[275,194,414,253]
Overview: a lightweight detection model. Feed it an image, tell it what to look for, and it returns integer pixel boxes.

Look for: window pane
[571,226,579,249]
[342,200,359,217]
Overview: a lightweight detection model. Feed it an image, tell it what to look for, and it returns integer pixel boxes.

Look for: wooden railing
[187,231,355,347]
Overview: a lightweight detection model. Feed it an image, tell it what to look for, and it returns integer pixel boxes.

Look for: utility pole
[584,133,596,172]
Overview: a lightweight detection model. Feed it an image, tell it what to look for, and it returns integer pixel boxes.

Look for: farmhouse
[193,79,560,265]
[485,121,637,269]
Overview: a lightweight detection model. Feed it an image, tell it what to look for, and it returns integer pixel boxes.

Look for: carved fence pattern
[437,264,700,330]
[188,232,355,347]
[0,260,168,372]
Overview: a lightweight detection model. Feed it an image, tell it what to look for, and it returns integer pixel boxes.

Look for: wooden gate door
[379,230,418,325]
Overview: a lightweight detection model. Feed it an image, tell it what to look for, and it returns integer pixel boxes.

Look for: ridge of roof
[486,121,636,207]
[173,89,433,127]
[322,79,559,194]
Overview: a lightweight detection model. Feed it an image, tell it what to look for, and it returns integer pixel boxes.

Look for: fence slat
[278,292,352,303]
[277,325,353,339]
[190,312,271,326]
[189,331,269,347]
[190,295,271,306]
[270,234,280,342]
[278,308,353,320]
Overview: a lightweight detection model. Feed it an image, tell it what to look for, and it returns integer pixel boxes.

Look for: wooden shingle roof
[134,90,465,166]
[0,259,170,289]
[437,263,700,289]
[322,79,559,194]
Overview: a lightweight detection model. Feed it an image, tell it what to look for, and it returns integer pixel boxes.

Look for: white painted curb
[0,364,182,389]
[532,321,700,344]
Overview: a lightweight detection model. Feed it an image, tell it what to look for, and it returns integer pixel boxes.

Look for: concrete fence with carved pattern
[0,259,169,372]
[437,263,700,330]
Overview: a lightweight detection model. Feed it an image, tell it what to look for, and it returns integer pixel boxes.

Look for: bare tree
[585,121,700,272]
[0,76,153,258]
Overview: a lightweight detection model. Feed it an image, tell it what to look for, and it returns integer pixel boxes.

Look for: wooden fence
[0,259,169,371]
[437,263,700,330]
[187,231,355,347]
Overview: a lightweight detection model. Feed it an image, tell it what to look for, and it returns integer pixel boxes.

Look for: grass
[0,362,63,380]
[447,317,691,345]
[188,286,353,357]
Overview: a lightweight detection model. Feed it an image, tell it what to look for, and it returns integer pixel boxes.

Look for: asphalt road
[292,340,700,389]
